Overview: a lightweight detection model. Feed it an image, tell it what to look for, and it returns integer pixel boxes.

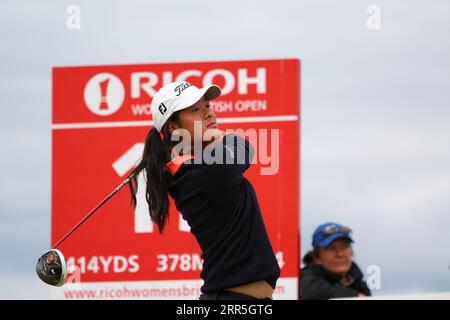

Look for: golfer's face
[177,97,218,142]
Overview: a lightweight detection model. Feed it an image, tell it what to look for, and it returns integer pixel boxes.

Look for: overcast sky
[1,0,449,299]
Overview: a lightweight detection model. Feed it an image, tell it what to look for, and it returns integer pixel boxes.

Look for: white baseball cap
[150,81,222,132]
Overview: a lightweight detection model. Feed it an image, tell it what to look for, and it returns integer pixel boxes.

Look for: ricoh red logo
[84,73,125,116]
[128,68,267,98]
[83,68,267,116]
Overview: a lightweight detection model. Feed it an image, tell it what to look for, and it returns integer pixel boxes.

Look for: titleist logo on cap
[174,82,192,96]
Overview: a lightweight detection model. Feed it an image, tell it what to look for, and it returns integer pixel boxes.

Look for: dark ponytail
[128,112,180,234]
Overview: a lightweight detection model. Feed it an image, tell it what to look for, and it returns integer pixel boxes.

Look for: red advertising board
[51,59,300,299]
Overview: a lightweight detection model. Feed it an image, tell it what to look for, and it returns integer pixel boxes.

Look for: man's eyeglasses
[321,225,352,237]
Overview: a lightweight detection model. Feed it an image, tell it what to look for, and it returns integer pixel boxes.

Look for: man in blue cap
[299,222,371,300]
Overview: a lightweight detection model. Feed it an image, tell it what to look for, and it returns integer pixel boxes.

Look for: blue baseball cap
[312,222,354,249]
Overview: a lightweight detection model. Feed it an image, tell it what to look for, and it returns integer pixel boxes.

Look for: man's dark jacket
[299,262,371,300]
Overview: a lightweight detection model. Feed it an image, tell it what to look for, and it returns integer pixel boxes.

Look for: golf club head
[36,249,67,287]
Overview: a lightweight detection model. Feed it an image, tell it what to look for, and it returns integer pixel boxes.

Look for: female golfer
[129,81,280,300]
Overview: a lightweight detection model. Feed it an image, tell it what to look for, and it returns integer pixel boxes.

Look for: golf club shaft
[53,171,137,249]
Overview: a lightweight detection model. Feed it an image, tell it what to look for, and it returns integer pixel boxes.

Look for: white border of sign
[50,277,298,300]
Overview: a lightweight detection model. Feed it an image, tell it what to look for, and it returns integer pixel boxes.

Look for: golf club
[36,171,137,287]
